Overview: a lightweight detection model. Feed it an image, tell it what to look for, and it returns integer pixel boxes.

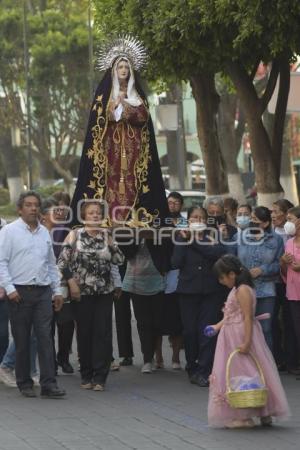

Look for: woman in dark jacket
[172,207,228,387]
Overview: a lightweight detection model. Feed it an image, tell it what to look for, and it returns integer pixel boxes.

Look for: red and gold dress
[86,95,151,223]
[105,101,149,221]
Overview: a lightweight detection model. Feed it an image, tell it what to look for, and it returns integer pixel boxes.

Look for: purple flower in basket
[204,326,217,337]
[239,382,261,390]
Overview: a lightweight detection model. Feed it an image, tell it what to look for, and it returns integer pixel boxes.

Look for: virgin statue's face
[117,60,130,82]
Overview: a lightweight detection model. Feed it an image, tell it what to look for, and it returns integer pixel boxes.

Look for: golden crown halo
[97,34,148,72]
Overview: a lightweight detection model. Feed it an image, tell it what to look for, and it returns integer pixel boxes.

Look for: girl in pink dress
[207,255,290,428]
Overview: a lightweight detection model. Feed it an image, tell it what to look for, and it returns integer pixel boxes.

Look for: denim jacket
[234,230,284,298]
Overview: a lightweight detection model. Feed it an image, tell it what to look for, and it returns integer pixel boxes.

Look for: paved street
[0,321,299,450]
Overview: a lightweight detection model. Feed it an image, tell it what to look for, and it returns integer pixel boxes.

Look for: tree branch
[259,60,280,113]
[250,59,260,81]
[234,100,246,155]
[226,60,260,119]
[272,58,290,175]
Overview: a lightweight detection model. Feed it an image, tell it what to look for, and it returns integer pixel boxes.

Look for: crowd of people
[0,189,297,427]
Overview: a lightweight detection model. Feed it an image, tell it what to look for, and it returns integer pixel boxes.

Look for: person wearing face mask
[203,197,237,241]
[171,207,228,387]
[236,206,284,352]
[284,220,297,237]
[236,204,252,230]
[272,199,294,243]
[271,199,298,374]
[280,206,300,379]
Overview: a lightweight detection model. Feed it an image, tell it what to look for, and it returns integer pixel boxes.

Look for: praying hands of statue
[115,92,126,108]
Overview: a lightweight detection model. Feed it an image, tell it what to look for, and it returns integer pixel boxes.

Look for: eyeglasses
[54,207,67,213]
[168,200,181,206]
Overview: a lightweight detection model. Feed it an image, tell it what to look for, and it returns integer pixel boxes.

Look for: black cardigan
[171,235,227,295]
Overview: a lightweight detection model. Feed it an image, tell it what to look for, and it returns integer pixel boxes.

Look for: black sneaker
[20,387,37,398]
[58,361,74,374]
[120,357,133,367]
[190,374,209,387]
[41,386,66,398]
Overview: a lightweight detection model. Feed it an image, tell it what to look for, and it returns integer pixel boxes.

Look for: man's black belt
[14,285,49,290]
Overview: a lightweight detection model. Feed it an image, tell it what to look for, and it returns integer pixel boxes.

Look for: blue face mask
[236,215,250,229]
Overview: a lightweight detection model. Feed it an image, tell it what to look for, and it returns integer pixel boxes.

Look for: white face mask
[189,222,206,231]
[284,221,296,236]
[236,215,250,229]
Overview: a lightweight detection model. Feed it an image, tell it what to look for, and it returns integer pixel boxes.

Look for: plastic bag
[230,375,264,391]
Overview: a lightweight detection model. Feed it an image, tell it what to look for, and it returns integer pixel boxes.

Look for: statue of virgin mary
[71,36,168,226]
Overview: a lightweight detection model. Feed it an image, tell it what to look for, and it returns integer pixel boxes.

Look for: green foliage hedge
[35,184,66,198]
[0,188,10,206]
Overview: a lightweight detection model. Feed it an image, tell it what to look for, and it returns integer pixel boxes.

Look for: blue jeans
[0,301,9,363]
[1,330,38,375]
[256,296,275,352]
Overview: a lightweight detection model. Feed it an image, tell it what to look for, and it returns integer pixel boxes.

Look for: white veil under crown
[112,57,142,107]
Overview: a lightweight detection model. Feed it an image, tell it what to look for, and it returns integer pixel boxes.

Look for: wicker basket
[226,349,268,409]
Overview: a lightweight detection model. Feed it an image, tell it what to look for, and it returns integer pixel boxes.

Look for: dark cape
[70,69,171,273]
[71,69,168,227]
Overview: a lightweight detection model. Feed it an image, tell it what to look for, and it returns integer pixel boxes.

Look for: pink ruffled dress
[208,284,290,427]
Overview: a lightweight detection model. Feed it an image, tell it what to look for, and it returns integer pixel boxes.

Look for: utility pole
[175,84,188,189]
[23,0,33,189]
[164,84,187,190]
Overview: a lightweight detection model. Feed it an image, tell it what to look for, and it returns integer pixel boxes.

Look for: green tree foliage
[94,0,230,194]
[94,0,218,81]
[94,0,300,198]
[0,0,92,184]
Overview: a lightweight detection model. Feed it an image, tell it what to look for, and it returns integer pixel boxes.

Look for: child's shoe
[226,419,255,429]
[260,416,272,426]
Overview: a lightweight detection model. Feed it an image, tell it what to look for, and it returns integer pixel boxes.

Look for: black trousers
[289,301,300,361]
[131,292,163,364]
[272,283,298,368]
[56,303,75,364]
[51,304,75,366]
[8,285,57,390]
[179,292,223,379]
[0,300,8,363]
[114,291,134,358]
[75,294,113,384]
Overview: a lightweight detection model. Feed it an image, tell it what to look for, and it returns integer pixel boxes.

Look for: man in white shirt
[0,191,66,398]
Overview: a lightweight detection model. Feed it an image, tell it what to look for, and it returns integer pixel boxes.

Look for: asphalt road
[0,320,299,450]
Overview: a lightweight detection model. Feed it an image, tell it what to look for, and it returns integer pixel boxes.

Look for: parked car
[53,178,78,186]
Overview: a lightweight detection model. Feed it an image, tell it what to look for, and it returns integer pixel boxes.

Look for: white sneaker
[172,362,182,370]
[0,367,17,387]
[141,362,152,374]
[110,361,120,371]
[32,375,40,386]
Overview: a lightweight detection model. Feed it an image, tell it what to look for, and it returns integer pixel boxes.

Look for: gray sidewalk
[0,322,299,450]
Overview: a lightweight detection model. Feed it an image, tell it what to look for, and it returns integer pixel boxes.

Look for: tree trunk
[226,60,289,207]
[263,109,298,203]
[280,116,298,204]
[39,153,55,186]
[190,73,229,196]
[0,130,23,203]
[33,122,74,186]
[218,92,245,202]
